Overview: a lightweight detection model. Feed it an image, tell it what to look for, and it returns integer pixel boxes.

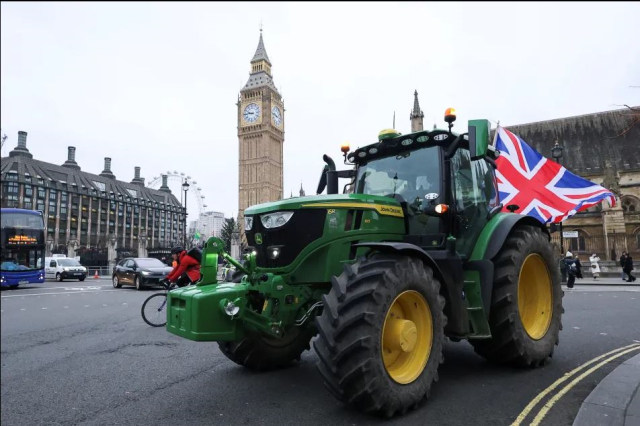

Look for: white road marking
[1,290,121,298]
[84,305,90,308]
[122,303,127,305]
[20,308,25,311]
[64,306,69,309]
[599,333,607,336]
[103,304,107,307]
[41,307,47,310]
[573,327,581,330]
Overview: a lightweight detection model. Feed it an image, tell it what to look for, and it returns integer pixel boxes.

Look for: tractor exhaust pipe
[323,155,339,194]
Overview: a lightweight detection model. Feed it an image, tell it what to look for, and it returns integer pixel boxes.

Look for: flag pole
[491,120,500,147]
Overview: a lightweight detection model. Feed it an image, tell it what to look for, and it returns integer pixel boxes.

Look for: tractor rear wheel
[314,253,446,417]
[471,225,563,367]
[218,326,316,372]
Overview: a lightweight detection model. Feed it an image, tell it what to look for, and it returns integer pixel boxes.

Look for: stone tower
[237,30,285,242]
[410,90,424,132]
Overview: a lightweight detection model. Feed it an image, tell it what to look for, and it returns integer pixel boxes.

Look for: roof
[0,208,42,215]
[242,71,279,92]
[251,32,271,65]
[1,154,182,208]
[500,107,640,176]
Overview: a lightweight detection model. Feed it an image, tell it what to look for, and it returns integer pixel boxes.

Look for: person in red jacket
[165,246,200,287]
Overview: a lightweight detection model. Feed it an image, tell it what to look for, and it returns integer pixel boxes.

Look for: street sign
[563,231,579,238]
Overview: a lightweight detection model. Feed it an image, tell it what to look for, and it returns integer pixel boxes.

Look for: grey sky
[2,2,639,219]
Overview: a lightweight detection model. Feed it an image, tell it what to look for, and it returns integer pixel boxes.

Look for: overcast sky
[2,2,639,219]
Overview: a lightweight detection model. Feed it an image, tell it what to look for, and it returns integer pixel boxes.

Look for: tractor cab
[324,110,501,260]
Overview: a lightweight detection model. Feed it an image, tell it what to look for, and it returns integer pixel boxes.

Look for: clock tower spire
[237,30,285,244]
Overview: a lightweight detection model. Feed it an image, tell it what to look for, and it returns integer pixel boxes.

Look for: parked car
[112,257,173,290]
[45,257,87,282]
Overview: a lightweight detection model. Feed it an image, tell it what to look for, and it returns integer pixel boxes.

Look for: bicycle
[141,280,176,327]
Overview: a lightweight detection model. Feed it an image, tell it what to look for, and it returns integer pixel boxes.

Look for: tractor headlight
[244,216,253,231]
[261,211,294,229]
[267,246,283,260]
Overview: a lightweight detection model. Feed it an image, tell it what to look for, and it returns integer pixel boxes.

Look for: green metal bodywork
[167,120,511,344]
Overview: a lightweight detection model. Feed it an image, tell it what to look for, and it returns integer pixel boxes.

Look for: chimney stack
[62,146,81,170]
[9,130,33,159]
[99,157,116,179]
[131,166,145,186]
[159,174,172,193]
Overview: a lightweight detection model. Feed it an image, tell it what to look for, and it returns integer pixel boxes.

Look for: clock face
[272,106,282,126]
[243,103,261,123]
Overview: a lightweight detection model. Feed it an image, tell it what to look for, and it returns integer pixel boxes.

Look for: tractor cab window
[450,148,499,257]
[355,147,444,240]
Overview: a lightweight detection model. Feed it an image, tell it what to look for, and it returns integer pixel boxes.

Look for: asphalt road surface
[2,280,639,426]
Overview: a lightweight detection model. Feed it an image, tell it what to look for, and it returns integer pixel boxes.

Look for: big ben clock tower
[237,30,285,243]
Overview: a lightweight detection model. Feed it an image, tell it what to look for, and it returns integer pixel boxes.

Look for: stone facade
[237,31,284,243]
[501,106,640,259]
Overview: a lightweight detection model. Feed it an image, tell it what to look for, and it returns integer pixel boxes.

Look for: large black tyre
[218,326,317,372]
[314,254,447,418]
[471,225,563,367]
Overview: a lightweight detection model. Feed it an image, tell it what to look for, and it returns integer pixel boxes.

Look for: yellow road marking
[529,345,640,425]
[511,342,640,426]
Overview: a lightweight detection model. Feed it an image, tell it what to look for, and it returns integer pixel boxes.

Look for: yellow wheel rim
[381,290,433,384]
[518,254,553,340]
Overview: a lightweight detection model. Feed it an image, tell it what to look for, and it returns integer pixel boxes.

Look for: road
[1,280,639,426]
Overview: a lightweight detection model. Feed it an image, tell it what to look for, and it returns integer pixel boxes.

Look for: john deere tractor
[166,110,562,417]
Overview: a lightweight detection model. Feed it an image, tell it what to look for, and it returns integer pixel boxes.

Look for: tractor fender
[352,242,470,336]
[481,214,549,262]
[352,242,445,279]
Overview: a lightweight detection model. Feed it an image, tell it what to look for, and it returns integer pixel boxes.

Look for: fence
[550,233,640,260]
[83,265,112,277]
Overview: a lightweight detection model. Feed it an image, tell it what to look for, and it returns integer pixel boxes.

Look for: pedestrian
[589,253,601,280]
[574,255,583,279]
[623,254,636,282]
[564,252,577,289]
[620,251,628,281]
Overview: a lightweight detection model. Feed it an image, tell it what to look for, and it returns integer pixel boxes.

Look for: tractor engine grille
[246,209,327,268]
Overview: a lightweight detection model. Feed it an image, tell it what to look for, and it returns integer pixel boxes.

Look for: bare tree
[605,87,640,139]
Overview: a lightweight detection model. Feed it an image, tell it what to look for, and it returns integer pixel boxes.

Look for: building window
[49,190,57,200]
[38,188,46,198]
[25,175,32,183]
[4,182,19,194]
[569,234,587,252]
[5,173,18,181]
[37,178,44,185]
[25,185,33,196]
[37,201,45,212]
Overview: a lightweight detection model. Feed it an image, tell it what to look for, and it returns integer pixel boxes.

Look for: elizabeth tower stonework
[237,31,285,242]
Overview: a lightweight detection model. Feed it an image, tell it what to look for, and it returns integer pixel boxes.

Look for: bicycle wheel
[141,293,168,327]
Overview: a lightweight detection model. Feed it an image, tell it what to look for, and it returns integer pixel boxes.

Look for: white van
[45,257,87,282]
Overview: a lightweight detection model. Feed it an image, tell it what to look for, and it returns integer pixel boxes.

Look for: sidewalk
[563,277,640,287]
[573,353,640,426]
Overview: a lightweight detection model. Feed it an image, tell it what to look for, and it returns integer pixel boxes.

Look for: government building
[1,133,186,267]
[237,30,285,244]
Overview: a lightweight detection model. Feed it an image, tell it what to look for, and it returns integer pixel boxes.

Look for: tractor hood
[244,193,404,218]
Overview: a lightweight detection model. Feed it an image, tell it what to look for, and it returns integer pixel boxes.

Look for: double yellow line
[512,342,640,426]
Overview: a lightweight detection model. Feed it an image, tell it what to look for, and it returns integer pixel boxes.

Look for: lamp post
[182,178,190,248]
[551,141,565,254]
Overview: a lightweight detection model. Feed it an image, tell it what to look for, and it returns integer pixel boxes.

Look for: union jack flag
[494,126,616,224]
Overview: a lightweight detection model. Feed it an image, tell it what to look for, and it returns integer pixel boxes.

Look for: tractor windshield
[355,146,441,206]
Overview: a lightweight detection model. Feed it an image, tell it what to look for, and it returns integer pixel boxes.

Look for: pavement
[572,354,640,426]
[1,279,639,426]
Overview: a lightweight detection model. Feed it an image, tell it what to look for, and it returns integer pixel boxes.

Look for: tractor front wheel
[218,326,316,372]
[471,225,563,367]
[314,253,446,417]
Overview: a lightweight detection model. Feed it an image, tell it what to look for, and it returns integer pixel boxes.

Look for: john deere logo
[255,233,263,244]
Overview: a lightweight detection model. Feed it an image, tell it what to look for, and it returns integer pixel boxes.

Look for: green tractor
[166,110,563,417]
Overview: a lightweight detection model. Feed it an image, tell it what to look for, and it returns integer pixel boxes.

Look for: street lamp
[182,178,190,247]
[551,141,565,254]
